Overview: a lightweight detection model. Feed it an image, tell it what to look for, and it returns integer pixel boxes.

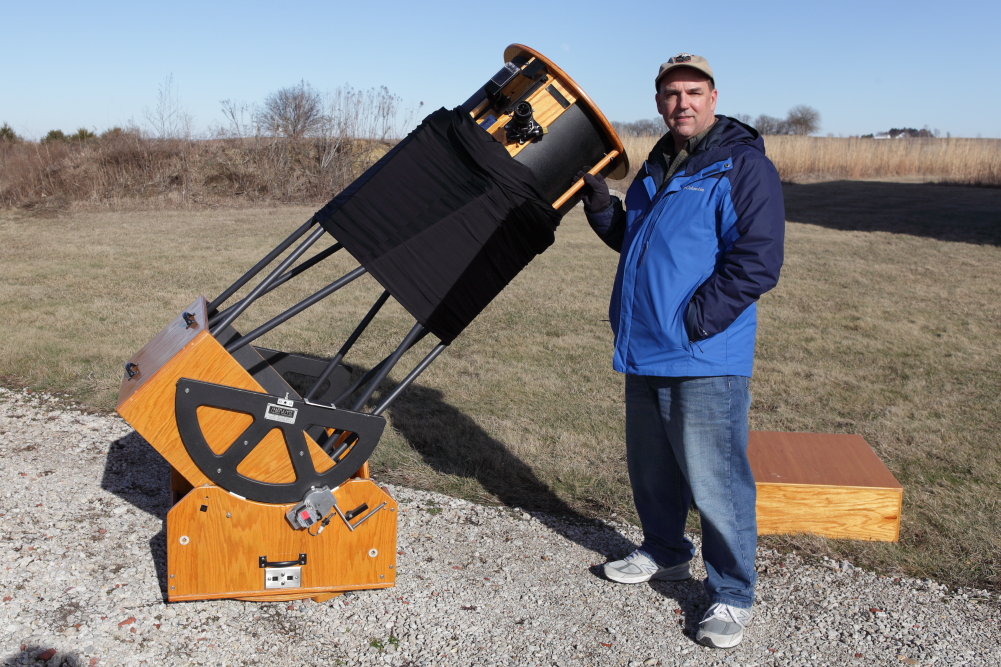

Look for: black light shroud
[313,108,562,343]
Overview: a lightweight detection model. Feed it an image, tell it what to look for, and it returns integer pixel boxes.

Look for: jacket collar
[645,116,763,188]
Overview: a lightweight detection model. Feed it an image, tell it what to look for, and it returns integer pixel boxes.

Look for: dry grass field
[613,135,1001,188]
[6,133,997,214]
[0,133,393,210]
[1,181,999,591]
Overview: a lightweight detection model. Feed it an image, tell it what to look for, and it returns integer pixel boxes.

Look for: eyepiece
[512,102,534,128]
[504,101,545,145]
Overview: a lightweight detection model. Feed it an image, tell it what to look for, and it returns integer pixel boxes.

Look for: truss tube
[350,323,426,412]
[331,328,429,407]
[304,290,391,401]
[207,216,316,313]
[224,266,368,354]
[211,225,327,336]
[208,242,343,329]
[372,342,448,415]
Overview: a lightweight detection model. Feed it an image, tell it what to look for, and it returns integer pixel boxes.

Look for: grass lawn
[1,180,999,590]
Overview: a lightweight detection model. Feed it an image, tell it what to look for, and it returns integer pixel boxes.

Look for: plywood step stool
[748,431,903,542]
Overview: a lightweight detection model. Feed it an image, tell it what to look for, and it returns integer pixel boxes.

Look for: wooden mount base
[749,431,903,542]
[166,478,397,602]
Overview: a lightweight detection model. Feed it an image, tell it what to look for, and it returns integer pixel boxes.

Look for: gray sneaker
[602,550,691,584]
[696,602,753,648]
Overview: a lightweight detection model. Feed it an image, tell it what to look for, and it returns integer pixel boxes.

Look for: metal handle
[344,503,369,521]
[334,501,386,532]
[125,362,139,379]
[259,553,307,568]
[182,311,197,328]
[553,150,620,210]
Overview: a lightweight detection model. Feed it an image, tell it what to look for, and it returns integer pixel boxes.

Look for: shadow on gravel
[2,644,81,667]
[97,366,640,594]
[782,180,1001,246]
[100,430,171,597]
[381,381,638,560]
[579,566,708,642]
[648,578,710,641]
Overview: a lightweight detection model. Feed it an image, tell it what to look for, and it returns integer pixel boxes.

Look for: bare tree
[256,81,325,139]
[785,105,821,135]
[612,118,665,137]
[144,74,194,139]
[754,114,788,135]
[220,99,258,138]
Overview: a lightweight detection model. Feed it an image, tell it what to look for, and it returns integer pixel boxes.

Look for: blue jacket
[586,116,784,377]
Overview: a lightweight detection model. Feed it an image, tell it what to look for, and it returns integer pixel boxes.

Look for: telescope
[116,44,628,602]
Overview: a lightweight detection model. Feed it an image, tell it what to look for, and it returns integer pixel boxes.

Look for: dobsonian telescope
[116,44,628,602]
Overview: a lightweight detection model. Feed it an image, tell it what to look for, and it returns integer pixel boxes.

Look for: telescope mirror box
[115,44,630,603]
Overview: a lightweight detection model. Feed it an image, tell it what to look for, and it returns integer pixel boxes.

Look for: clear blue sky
[2,0,999,140]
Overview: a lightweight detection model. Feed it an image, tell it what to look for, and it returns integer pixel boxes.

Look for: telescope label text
[264,403,298,425]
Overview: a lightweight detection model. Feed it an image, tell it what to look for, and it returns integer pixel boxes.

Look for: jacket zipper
[636,181,674,265]
[634,162,730,266]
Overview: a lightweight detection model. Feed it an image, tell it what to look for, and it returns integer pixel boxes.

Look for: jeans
[624,374,757,608]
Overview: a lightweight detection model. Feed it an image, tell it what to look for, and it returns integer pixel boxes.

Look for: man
[579,53,784,648]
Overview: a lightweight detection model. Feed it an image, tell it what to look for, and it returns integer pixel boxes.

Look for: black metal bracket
[125,362,139,379]
[259,553,307,568]
[175,379,386,504]
[182,311,197,328]
[252,347,351,406]
[484,62,521,103]
[344,503,369,521]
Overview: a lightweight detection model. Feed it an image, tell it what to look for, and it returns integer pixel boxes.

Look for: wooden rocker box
[748,431,903,542]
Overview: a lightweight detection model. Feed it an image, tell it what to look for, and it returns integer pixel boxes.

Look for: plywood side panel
[117,330,263,488]
[119,329,340,487]
[755,483,902,542]
[236,429,297,483]
[196,406,254,455]
[167,479,397,601]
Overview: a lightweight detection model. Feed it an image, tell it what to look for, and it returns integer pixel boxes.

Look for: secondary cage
[115,44,627,602]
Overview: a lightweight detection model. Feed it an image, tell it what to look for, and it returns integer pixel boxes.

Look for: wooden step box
[749,431,903,542]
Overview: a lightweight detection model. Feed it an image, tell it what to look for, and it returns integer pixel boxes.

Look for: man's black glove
[574,168,611,213]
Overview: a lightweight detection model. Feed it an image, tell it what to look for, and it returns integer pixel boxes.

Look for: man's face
[655,68,718,144]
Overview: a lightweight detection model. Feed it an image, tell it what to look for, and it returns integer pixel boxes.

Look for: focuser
[504,102,546,144]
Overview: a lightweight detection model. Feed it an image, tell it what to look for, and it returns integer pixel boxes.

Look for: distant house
[867,128,935,139]
[890,128,934,138]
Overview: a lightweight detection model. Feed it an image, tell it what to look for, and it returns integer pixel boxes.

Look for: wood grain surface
[166,479,397,601]
[748,431,902,488]
[756,483,902,542]
[117,327,338,487]
[479,71,580,159]
[502,44,627,179]
[552,151,619,209]
[749,431,903,541]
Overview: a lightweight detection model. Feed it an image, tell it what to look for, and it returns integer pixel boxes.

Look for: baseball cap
[655,53,714,90]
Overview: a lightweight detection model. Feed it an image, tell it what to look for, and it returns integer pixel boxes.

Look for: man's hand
[574,168,611,213]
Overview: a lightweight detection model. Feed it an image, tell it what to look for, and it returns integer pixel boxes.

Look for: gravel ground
[1,386,998,666]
